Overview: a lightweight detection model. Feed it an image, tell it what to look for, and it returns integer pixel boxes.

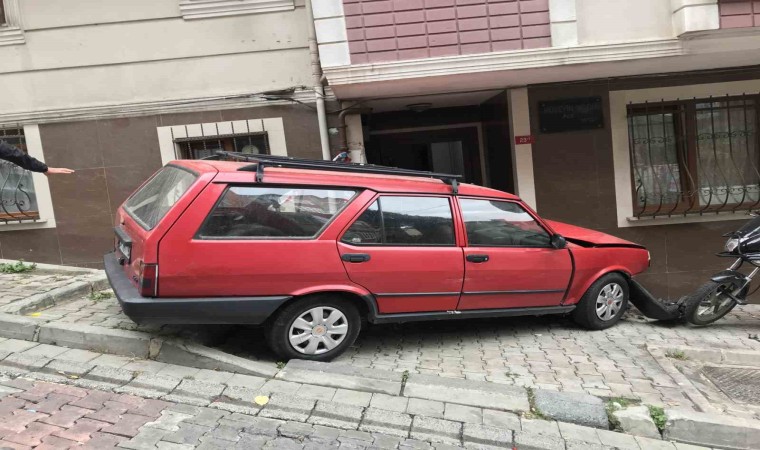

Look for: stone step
[277,360,532,414]
[276,359,403,395]
[664,408,760,450]
[404,373,530,413]
[533,389,609,429]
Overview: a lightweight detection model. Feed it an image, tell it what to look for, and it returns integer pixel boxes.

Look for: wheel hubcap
[289,306,348,355]
[595,283,624,321]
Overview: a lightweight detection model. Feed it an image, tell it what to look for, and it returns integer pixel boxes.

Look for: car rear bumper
[103,252,291,325]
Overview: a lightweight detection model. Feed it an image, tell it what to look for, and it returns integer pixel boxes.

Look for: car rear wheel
[571,273,629,330]
[265,295,361,362]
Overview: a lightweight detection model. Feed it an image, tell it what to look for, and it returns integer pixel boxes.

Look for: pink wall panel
[343,0,552,64]
[719,0,760,28]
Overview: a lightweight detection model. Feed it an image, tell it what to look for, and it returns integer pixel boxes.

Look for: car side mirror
[551,234,567,249]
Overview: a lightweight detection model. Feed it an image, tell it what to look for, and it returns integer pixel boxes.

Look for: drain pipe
[305,0,331,160]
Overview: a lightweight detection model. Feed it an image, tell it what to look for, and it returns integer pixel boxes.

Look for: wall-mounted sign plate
[539,96,604,133]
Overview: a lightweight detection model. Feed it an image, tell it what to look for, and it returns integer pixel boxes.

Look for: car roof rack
[205,151,463,194]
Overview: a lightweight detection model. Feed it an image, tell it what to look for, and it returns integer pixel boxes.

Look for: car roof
[171,159,520,200]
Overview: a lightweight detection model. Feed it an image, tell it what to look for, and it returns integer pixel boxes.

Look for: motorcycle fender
[710,270,749,285]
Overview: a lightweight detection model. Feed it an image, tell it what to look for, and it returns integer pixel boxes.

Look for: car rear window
[124,166,197,230]
[198,186,356,239]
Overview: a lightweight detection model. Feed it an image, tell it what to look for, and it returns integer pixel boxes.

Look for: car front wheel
[265,295,361,361]
[571,273,629,330]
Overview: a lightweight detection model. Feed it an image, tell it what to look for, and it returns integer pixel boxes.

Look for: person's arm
[0,140,49,172]
[0,140,74,174]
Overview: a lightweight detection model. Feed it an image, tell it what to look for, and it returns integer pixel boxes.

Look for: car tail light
[138,262,158,297]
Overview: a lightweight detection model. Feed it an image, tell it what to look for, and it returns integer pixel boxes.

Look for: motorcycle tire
[683,280,746,326]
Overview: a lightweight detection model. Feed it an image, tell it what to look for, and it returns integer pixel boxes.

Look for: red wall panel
[719,0,760,28]
[343,0,552,64]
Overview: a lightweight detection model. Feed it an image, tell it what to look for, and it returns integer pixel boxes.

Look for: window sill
[0,219,55,232]
[625,210,751,227]
[178,0,295,20]
[0,26,25,46]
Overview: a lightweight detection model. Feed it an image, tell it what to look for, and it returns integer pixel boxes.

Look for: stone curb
[659,344,760,367]
[611,405,660,439]
[404,372,530,413]
[276,359,402,395]
[38,322,154,358]
[0,259,103,274]
[0,273,109,315]
[0,314,40,341]
[532,389,608,429]
[0,313,276,377]
[156,339,277,378]
[664,408,760,450]
[645,344,719,414]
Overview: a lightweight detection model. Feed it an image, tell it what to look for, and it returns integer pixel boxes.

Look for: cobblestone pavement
[0,272,88,310]
[31,293,760,418]
[0,377,444,450]
[0,339,711,450]
[339,307,760,415]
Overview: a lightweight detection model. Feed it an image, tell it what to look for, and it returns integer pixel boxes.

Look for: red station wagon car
[105,154,650,361]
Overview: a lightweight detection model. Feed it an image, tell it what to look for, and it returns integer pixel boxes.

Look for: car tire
[571,273,629,330]
[265,295,361,362]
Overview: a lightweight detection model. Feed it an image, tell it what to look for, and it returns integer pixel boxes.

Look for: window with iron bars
[0,126,40,222]
[173,132,269,160]
[627,94,760,218]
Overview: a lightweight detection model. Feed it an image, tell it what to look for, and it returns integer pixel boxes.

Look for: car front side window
[459,199,551,247]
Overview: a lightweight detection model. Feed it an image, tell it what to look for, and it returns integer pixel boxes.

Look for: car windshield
[124,166,197,230]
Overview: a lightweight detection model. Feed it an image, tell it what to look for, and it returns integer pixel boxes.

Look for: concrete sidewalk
[0,260,106,315]
[17,283,760,419]
[1,260,760,448]
[0,337,729,450]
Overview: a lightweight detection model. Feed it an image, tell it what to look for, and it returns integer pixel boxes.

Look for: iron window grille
[0,125,40,223]
[171,123,269,160]
[627,94,760,218]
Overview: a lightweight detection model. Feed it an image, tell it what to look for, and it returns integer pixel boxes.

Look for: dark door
[366,128,483,185]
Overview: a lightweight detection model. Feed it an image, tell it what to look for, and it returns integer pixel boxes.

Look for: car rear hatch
[113,164,206,296]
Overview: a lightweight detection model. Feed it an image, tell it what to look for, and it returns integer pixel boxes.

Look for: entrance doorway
[366,127,483,185]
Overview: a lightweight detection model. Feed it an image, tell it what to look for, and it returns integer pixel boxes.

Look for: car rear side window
[342,196,455,246]
[124,166,197,230]
[460,199,551,247]
[199,186,356,238]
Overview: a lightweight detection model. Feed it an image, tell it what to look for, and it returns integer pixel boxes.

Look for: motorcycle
[680,214,760,325]
[627,214,759,326]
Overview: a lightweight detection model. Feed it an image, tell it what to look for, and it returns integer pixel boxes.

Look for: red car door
[337,195,464,314]
[456,197,572,310]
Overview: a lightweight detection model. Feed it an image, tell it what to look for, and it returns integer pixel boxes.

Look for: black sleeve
[0,140,48,173]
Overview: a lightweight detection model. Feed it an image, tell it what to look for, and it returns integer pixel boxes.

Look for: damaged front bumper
[627,278,686,321]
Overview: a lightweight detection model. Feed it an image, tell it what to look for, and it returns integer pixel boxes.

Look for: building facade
[0,0,338,267]
[3,0,760,304]
[312,0,760,301]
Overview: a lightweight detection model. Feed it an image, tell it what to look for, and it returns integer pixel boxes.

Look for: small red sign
[515,135,534,145]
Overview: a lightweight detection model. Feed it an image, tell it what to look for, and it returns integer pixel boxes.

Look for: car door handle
[466,254,489,263]
[342,253,371,263]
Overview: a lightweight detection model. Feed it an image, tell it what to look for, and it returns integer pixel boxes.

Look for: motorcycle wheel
[683,280,746,326]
